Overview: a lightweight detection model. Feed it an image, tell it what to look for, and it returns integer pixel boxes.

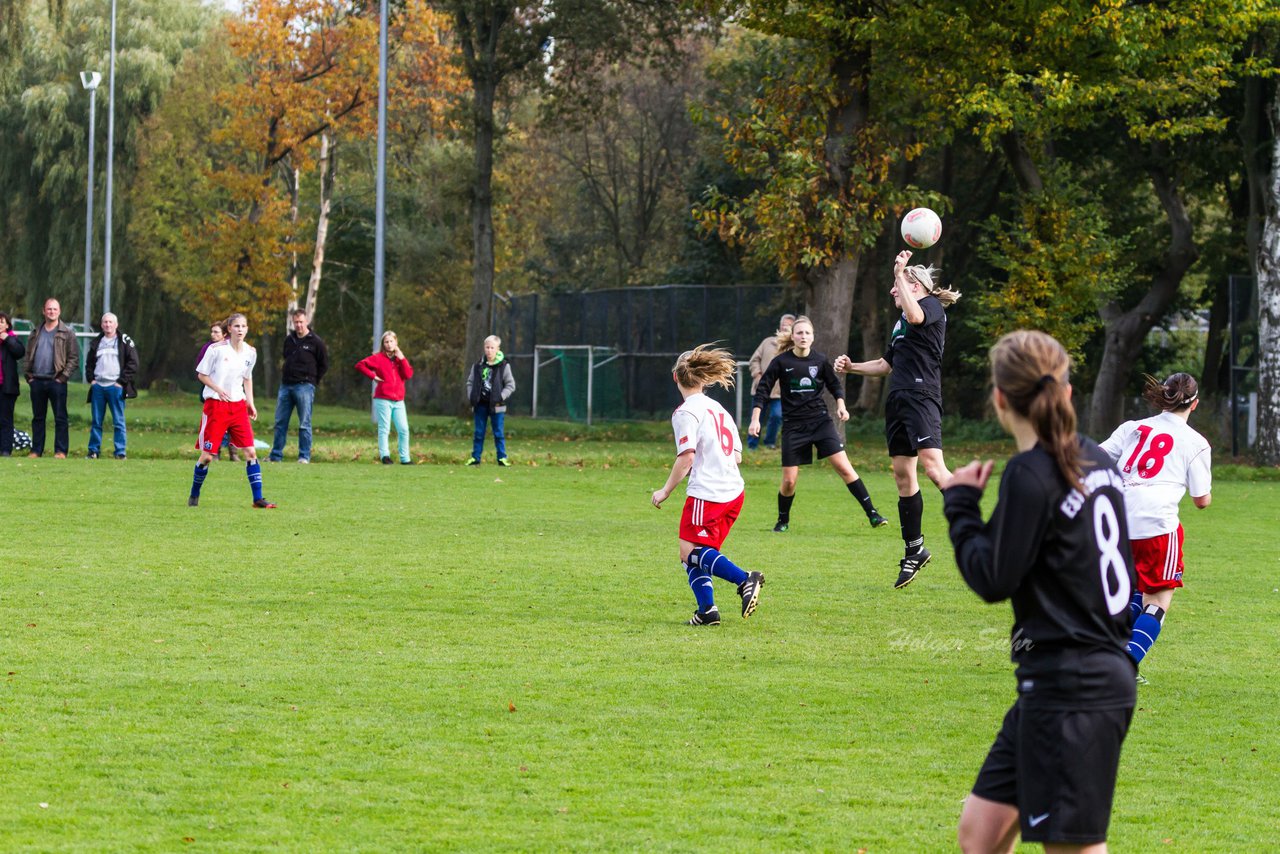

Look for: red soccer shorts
[679,492,744,549]
[1131,524,1185,592]
[197,398,255,452]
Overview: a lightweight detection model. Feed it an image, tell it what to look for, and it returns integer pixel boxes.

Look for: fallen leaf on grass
[508,702,517,713]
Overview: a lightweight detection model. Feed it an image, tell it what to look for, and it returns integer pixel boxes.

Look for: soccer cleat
[737,571,765,618]
[869,512,889,528]
[252,498,278,509]
[1135,673,1149,686]
[772,518,789,533]
[87,452,99,459]
[187,496,199,507]
[381,456,393,465]
[687,607,721,627]
[497,457,512,467]
[894,547,932,589]
[465,457,480,466]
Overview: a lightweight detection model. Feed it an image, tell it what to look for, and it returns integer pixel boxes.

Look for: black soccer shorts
[780,418,845,467]
[884,391,943,457]
[971,699,1134,845]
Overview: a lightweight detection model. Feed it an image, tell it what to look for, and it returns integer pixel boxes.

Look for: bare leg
[957,794,1019,854]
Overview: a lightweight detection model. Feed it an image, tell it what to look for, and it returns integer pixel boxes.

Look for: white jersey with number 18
[1099,411,1211,539]
[672,392,744,503]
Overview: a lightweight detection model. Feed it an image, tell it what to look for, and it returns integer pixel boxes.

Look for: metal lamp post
[79,71,102,338]
[102,0,118,314]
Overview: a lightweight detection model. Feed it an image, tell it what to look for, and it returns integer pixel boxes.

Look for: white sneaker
[298,458,310,464]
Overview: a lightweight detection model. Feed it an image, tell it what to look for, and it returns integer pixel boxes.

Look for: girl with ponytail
[943,330,1137,853]
[1099,372,1212,681]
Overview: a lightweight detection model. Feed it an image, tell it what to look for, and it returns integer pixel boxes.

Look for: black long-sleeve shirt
[282,331,329,385]
[752,349,842,426]
[943,437,1137,709]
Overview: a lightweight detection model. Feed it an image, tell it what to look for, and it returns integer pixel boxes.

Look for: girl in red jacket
[356,331,414,464]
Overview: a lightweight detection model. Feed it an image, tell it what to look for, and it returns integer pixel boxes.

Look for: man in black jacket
[269,309,328,463]
[84,312,140,459]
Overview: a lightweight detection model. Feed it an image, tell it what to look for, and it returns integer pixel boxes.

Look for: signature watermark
[886,627,1035,655]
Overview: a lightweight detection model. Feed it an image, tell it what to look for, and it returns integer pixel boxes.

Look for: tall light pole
[372,0,388,354]
[102,0,118,314]
[80,71,102,336]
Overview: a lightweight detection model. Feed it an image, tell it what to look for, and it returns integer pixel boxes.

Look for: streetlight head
[80,71,102,90]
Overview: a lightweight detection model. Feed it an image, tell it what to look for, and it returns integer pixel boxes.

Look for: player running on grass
[835,250,961,589]
[943,330,1136,854]
[748,315,887,534]
[189,313,276,509]
[651,345,764,627]
[1099,372,1211,682]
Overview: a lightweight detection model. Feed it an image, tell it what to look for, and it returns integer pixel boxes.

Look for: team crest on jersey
[808,366,818,378]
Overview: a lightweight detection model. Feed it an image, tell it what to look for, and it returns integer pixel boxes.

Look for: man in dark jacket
[84,312,140,459]
[269,309,328,463]
[23,298,78,458]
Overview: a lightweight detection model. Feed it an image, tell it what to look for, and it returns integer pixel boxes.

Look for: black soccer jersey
[753,350,843,426]
[883,295,946,402]
[943,437,1138,709]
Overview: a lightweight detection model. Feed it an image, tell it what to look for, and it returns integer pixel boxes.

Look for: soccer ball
[13,429,31,451]
[901,207,942,249]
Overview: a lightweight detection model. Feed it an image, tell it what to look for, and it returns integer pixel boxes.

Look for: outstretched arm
[652,451,695,508]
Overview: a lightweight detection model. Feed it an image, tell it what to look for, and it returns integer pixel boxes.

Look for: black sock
[778,492,795,523]
[846,479,877,518]
[898,491,924,555]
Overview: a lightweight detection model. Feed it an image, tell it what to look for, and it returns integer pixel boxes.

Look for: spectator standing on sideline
[84,312,139,459]
[355,331,414,465]
[747,313,795,450]
[23,298,78,459]
[465,335,516,466]
[189,313,276,508]
[0,312,26,456]
[269,309,329,464]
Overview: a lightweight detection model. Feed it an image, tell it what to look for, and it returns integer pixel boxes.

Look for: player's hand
[247,403,258,420]
[836,404,849,423]
[217,388,232,402]
[748,419,761,438]
[944,459,994,492]
[371,375,383,383]
[651,488,669,508]
[894,250,912,276]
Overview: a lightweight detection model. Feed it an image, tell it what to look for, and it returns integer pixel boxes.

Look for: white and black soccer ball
[12,429,31,451]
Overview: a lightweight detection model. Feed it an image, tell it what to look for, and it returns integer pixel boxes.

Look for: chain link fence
[493,284,792,423]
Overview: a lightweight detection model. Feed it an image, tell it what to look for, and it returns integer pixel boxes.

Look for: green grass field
[3,395,1278,851]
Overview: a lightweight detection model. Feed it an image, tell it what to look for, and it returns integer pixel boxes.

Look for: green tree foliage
[0,0,212,379]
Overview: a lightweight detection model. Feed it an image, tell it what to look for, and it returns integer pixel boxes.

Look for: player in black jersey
[943,330,1137,853]
[836,250,961,588]
[748,316,886,532]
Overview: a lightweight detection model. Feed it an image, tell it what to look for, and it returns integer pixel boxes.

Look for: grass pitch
[2,396,1278,850]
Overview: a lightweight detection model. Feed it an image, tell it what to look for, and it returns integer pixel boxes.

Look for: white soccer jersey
[196,340,256,402]
[672,393,744,503]
[1100,411,1212,538]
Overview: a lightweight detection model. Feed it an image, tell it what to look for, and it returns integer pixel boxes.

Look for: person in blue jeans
[85,312,140,459]
[269,310,328,464]
[466,335,516,466]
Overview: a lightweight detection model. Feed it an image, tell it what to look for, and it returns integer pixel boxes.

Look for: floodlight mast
[80,71,102,339]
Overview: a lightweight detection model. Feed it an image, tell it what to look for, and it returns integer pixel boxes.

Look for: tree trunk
[463,75,497,404]
[285,163,300,324]
[1087,147,1199,434]
[807,256,858,429]
[1255,83,1280,465]
[305,131,335,326]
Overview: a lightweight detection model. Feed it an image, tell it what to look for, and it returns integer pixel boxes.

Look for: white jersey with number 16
[671,392,744,503]
[1100,410,1211,539]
